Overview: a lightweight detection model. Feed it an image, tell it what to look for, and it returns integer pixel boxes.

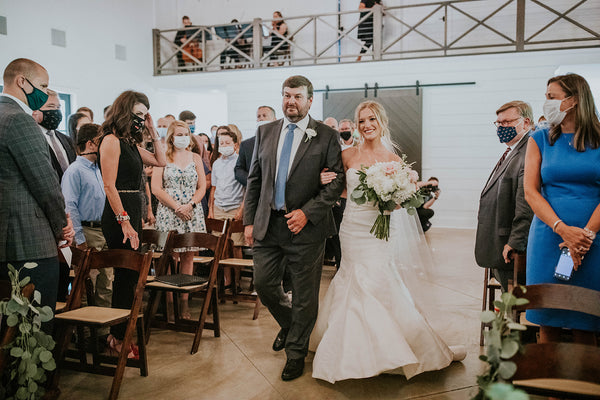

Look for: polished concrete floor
[58,227,518,399]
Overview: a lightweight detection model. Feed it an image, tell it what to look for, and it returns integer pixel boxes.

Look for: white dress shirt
[275,114,310,180]
[0,93,33,114]
[39,125,69,167]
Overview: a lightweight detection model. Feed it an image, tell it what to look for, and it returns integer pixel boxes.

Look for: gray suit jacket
[243,116,345,243]
[475,133,534,270]
[0,96,67,261]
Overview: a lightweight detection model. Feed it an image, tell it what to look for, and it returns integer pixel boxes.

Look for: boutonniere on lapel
[304,128,317,143]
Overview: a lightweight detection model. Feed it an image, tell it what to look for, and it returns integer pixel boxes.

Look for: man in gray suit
[0,58,74,318]
[475,100,535,291]
[244,75,345,381]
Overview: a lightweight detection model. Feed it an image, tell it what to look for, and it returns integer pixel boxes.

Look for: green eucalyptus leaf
[26,361,37,378]
[28,304,40,315]
[406,207,416,215]
[18,322,31,335]
[480,310,496,323]
[498,360,517,380]
[514,298,529,306]
[506,322,527,331]
[500,339,519,359]
[6,313,19,327]
[23,262,37,270]
[10,347,24,358]
[21,350,31,360]
[38,306,53,322]
[42,359,56,371]
[7,263,17,274]
[28,380,38,394]
[493,300,505,313]
[7,299,21,313]
[18,276,31,287]
[39,350,53,363]
[16,386,28,400]
[33,291,41,305]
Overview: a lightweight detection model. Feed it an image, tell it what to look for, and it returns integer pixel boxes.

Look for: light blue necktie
[274,123,296,210]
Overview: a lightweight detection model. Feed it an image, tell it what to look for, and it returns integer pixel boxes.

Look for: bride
[311,100,465,384]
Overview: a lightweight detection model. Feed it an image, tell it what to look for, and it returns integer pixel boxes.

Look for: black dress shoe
[281,357,305,381]
[272,328,288,351]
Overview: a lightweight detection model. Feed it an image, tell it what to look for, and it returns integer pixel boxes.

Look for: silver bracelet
[552,219,563,232]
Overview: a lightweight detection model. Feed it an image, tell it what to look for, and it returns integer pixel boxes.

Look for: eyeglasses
[493,117,522,128]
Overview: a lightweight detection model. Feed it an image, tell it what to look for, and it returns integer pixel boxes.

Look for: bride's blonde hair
[354,100,398,151]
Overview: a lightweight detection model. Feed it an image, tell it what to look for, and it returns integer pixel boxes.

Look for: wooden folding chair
[480,268,502,346]
[145,224,227,354]
[55,246,92,314]
[0,280,35,375]
[511,284,600,399]
[141,229,165,282]
[53,249,153,400]
[218,219,261,320]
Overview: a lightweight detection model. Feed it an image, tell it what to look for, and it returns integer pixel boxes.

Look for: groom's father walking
[244,76,345,381]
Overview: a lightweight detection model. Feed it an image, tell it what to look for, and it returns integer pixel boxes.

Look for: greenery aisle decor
[473,286,530,400]
[0,263,56,400]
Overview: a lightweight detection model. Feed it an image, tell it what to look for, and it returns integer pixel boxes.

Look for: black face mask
[40,109,63,131]
[340,130,352,141]
[131,114,145,142]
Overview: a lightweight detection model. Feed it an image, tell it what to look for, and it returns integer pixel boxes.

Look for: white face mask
[219,146,235,157]
[543,98,572,126]
[173,135,191,149]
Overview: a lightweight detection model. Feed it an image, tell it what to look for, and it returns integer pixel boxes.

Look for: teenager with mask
[152,120,207,319]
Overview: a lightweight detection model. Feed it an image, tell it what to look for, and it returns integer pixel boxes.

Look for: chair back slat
[64,246,92,311]
[170,232,219,251]
[87,249,153,275]
[205,218,227,235]
[228,219,245,234]
[512,342,600,383]
[514,284,600,318]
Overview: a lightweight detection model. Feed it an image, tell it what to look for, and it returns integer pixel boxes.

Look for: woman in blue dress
[524,73,600,345]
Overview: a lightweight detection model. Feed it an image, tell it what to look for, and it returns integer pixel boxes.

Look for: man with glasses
[475,101,535,291]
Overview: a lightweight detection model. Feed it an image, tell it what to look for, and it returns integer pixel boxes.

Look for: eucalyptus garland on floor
[0,263,56,400]
[473,286,530,400]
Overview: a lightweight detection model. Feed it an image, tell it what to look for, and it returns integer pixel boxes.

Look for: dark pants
[417,207,434,232]
[325,199,345,269]
[493,268,513,293]
[1,257,59,333]
[253,212,325,359]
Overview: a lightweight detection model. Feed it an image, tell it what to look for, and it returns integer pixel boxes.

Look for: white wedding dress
[311,168,454,383]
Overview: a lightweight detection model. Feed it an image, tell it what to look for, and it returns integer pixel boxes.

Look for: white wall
[0,0,156,120]
[150,48,600,229]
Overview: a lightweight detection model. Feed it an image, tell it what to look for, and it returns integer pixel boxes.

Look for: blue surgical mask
[189,124,195,134]
[496,119,523,143]
[21,78,48,111]
[157,127,168,138]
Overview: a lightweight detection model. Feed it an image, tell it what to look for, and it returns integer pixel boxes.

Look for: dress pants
[253,212,325,359]
[83,226,113,308]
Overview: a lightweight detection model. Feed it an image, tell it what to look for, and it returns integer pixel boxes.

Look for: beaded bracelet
[116,211,130,224]
[584,227,597,240]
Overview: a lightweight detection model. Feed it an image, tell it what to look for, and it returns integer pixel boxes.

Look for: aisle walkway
[59,228,490,400]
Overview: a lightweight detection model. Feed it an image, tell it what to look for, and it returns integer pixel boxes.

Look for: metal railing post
[373,4,383,60]
[152,28,160,75]
[252,18,262,68]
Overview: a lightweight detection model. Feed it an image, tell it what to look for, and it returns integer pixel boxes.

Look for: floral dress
[156,162,206,251]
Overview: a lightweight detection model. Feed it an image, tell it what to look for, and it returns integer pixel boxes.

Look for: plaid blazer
[0,96,67,261]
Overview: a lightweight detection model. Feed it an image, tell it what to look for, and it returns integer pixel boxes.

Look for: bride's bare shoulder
[342,146,358,167]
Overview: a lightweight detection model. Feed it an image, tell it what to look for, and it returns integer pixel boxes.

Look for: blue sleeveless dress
[526,128,600,332]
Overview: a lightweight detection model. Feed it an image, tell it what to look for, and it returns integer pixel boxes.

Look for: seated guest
[338,119,356,150]
[61,123,113,309]
[179,110,196,134]
[32,89,76,181]
[264,11,289,65]
[209,130,245,285]
[77,106,94,122]
[67,112,92,141]
[416,177,441,232]
[152,121,207,319]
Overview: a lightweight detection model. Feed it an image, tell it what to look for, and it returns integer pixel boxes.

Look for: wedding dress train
[311,169,457,383]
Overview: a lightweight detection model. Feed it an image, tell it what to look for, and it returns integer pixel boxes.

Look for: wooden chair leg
[191,287,215,354]
[480,268,489,346]
[252,297,261,320]
[136,317,148,377]
[76,326,87,365]
[211,288,220,338]
[108,328,134,400]
[144,290,161,344]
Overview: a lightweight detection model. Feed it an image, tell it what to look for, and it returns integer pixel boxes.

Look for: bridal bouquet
[350,159,424,240]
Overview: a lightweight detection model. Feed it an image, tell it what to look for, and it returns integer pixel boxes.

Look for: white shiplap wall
[150,48,600,229]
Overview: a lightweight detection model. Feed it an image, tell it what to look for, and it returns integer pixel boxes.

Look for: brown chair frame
[144,224,227,354]
[218,219,261,320]
[511,284,600,399]
[53,249,153,400]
